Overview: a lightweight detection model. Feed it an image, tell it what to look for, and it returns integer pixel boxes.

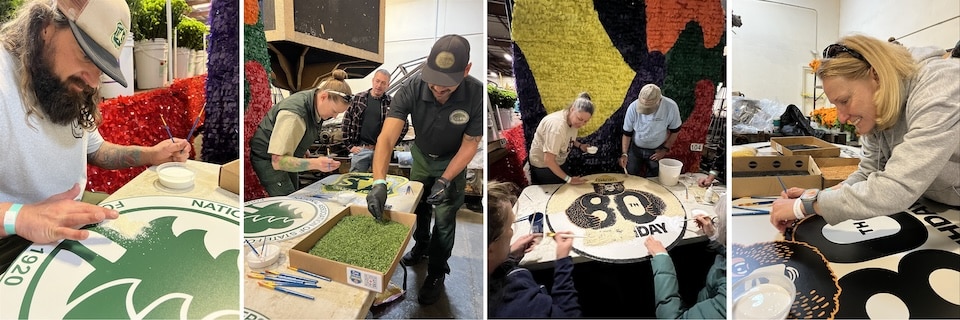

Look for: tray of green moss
[308,216,410,273]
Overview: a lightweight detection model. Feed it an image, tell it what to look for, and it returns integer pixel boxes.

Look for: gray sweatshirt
[817,46,960,225]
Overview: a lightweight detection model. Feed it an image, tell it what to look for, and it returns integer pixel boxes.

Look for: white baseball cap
[637,84,662,114]
[57,0,131,88]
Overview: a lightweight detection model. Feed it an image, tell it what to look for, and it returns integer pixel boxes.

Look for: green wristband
[4,203,22,235]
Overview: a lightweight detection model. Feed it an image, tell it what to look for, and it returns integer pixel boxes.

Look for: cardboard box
[770,136,840,158]
[732,156,822,198]
[218,159,240,195]
[289,205,415,292]
[815,157,861,188]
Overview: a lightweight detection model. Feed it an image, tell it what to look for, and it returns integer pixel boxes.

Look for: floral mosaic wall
[242,0,273,200]
[512,0,725,175]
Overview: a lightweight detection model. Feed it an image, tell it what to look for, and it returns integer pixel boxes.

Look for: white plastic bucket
[189,50,200,76]
[174,47,191,79]
[99,32,134,98]
[658,158,683,186]
[133,39,168,89]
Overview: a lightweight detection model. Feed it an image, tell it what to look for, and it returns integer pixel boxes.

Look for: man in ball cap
[367,34,483,305]
[0,0,190,265]
[620,83,682,177]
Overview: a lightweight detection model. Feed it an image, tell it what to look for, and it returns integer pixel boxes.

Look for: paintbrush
[244,239,260,256]
[546,232,586,238]
[182,108,204,154]
[159,114,175,144]
[737,200,775,206]
[258,281,315,300]
[776,176,789,194]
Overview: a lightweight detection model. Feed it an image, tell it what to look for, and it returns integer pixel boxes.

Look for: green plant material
[176,16,208,50]
[488,84,518,109]
[0,0,25,24]
[133,0,190,41]
[308,215,409,274]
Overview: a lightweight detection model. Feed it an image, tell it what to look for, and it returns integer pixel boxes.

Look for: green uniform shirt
[250,89,322,162]
[388,74,483,158]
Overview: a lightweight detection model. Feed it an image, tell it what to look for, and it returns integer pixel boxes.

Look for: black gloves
[367,183,388,221]
[426,177,451,205]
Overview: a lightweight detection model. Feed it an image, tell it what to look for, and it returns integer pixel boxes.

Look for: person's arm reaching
[371,117,405,180]
[270,154,340,173]
[88,140,191,169]
[0,184,118,243]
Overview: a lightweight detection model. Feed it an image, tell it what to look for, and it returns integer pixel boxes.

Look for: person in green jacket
[250,69,352,196]
[644,200,727,319]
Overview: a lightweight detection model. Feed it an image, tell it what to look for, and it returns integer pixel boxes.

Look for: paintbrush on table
[546,232,586,238]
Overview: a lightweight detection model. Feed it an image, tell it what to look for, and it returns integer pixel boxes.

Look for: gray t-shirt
[0,49,103,203]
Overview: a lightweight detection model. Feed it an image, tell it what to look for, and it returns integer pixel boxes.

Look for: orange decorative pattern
[244,0,260,25]
[645,0,725,53]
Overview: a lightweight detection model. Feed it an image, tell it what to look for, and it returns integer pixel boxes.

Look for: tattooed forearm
[88,143,143,169]
[272,155,312,172]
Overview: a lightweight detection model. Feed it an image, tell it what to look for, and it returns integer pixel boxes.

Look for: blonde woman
[250,70,353,196]
[528,92,595,185]
[771,35,959,231]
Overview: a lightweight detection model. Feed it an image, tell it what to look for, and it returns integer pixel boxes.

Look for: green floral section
[309,216,409,273]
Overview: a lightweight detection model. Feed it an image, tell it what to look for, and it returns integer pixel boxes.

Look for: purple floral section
[202,0,240,164]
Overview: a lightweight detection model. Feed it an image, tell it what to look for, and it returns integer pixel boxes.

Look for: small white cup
[587,146,598,154]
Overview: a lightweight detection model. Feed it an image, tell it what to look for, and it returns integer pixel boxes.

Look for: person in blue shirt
[620,84,682,177]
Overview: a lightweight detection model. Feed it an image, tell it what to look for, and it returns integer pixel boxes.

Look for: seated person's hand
[644,236,667,255]
[695,215,716,238]
[509,233,541,260]
[781,187,805,199]
[697,175,715,188]
[553,231,575,258]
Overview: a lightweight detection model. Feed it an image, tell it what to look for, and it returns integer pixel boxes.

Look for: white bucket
[99,32,134,98]
[200,50,207,74]
[174,47,192,79]
[658,158,683,186]
[133,39,168,89]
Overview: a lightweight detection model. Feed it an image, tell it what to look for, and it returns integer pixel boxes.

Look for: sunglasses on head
[823,43,869,65]
[327,90,354,102]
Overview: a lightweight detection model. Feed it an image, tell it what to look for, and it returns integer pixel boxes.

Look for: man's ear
[463,62,472,77]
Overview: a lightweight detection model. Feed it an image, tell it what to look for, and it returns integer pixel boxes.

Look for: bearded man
[0,0,190,265]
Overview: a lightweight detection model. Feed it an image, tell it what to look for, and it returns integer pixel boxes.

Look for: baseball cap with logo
[57,0,130,88]
[422,34,470,87]
[637,84,662,114]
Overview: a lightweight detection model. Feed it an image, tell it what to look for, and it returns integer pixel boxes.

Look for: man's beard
[29,54,98,126]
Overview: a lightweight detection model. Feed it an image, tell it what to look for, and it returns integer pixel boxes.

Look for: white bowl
[157,162,195,189]
[732,271,796,319]
[246,243,280,269]
[587,146,598,154]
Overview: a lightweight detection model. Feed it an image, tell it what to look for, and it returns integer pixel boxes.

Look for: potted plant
[132,0,189,88]
[175,16,206,77]
[488,84,518,129]
[0,0,25,24]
